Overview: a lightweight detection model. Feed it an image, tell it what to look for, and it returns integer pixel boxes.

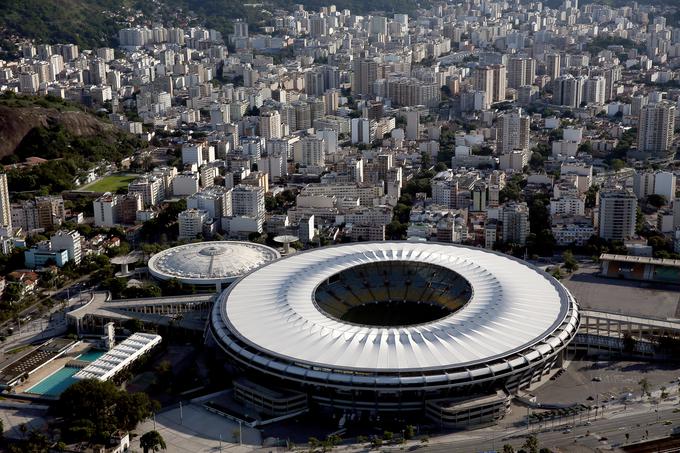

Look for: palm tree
[140,430,166,453]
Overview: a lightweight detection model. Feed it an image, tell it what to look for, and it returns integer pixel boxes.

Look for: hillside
[0,94,144,194]
[0,0,424,50]
[0,98,115,159]
[0,0,139,48]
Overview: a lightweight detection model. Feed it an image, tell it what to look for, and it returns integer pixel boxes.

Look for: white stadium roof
[214,242,578,374]
[148,241,280,286]
[74,333,161,381]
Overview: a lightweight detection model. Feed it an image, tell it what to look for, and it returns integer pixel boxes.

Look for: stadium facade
[209,242,580,427]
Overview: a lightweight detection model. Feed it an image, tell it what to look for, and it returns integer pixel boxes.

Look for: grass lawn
[82,174,137,193]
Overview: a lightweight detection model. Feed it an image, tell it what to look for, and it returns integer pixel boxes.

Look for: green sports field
[82,174,137,193]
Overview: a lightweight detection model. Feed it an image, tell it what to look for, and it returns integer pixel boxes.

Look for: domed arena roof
[148,241,280,286]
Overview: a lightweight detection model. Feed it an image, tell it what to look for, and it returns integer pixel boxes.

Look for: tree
[585,185,599,209]
[563,250,579,273]
[647,194,667,209]
[638,378,650,399]
[58,379,157,443]
[522,434,539,453]
[610,159,625,172]
[503,444,515,453]
[140,430,166,453]
[19,423,27,439]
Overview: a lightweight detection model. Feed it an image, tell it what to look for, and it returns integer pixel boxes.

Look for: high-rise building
[633,171,656,199]
[386,77,441,107]
[93,193,120,228]
[546,52,561,81]
[553,75,585,108]
[178,209,209,240]
[501,202,530,245]
[35,195,66,230]
[507,57,536,89]
[602,66,622,102]
[293,101,312,131]
[637,101,676,155]
[473,65,506,103]
[352,58,379,97]
[653,171,676,202]
[351,117,374,144]
[584,76,606,105]
[50,230,82,265]
[473,66,494,102]
[305,69,325,96]
[298,136,326,167]
[0,174,10,230]
[496,109,530,154]
[128,175,165,207]
[260,111,282,140]
[406,108,420,140]
[19,72,40,93]
[598,189,637,241]
[231,185,265,220]
[233,19,249,38]
[324,89,340,115]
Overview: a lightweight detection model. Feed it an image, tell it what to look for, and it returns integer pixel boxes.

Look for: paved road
[389,405,680,452]
[0,281,94,369]
[0,274,93,332]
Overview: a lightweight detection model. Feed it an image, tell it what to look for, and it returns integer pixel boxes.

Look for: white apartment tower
[260,111,282,140]
[50,230,82,264]
[637,102,676,155]
[598,189,637,241]
[496,109,530,154]
[231,185,265,220]
[0,174,10,230]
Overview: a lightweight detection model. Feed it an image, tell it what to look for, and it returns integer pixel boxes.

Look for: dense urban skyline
[0,0,679,451]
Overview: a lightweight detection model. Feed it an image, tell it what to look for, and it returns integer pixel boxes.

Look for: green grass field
[83,174,137,193]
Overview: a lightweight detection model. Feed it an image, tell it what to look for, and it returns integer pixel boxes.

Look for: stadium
[209,242,580,427]
[147,241,280,290]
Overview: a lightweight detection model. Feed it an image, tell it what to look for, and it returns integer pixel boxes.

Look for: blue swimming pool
[27,367,80,396]
[26,349,107,397]
[77,350,105,362]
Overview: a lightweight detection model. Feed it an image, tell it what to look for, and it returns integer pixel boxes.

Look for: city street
[0,280,94,369]
[384,404,680,452]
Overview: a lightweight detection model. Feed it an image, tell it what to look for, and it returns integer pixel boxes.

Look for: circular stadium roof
[148,241,280,286]
[213,242,578,374]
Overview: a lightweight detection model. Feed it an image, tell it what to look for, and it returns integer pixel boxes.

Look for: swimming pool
[77,350,105,362]
[26,350,106,396]
[27,366,80,397]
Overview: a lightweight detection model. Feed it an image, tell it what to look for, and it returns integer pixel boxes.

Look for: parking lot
[562,265,680,318]
[531,360,680,407]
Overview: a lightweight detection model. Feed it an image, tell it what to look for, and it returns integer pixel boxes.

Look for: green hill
[0,0,136,48]
[0,0,423,50]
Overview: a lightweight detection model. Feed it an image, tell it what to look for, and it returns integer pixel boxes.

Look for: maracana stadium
[209,242,580,427]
